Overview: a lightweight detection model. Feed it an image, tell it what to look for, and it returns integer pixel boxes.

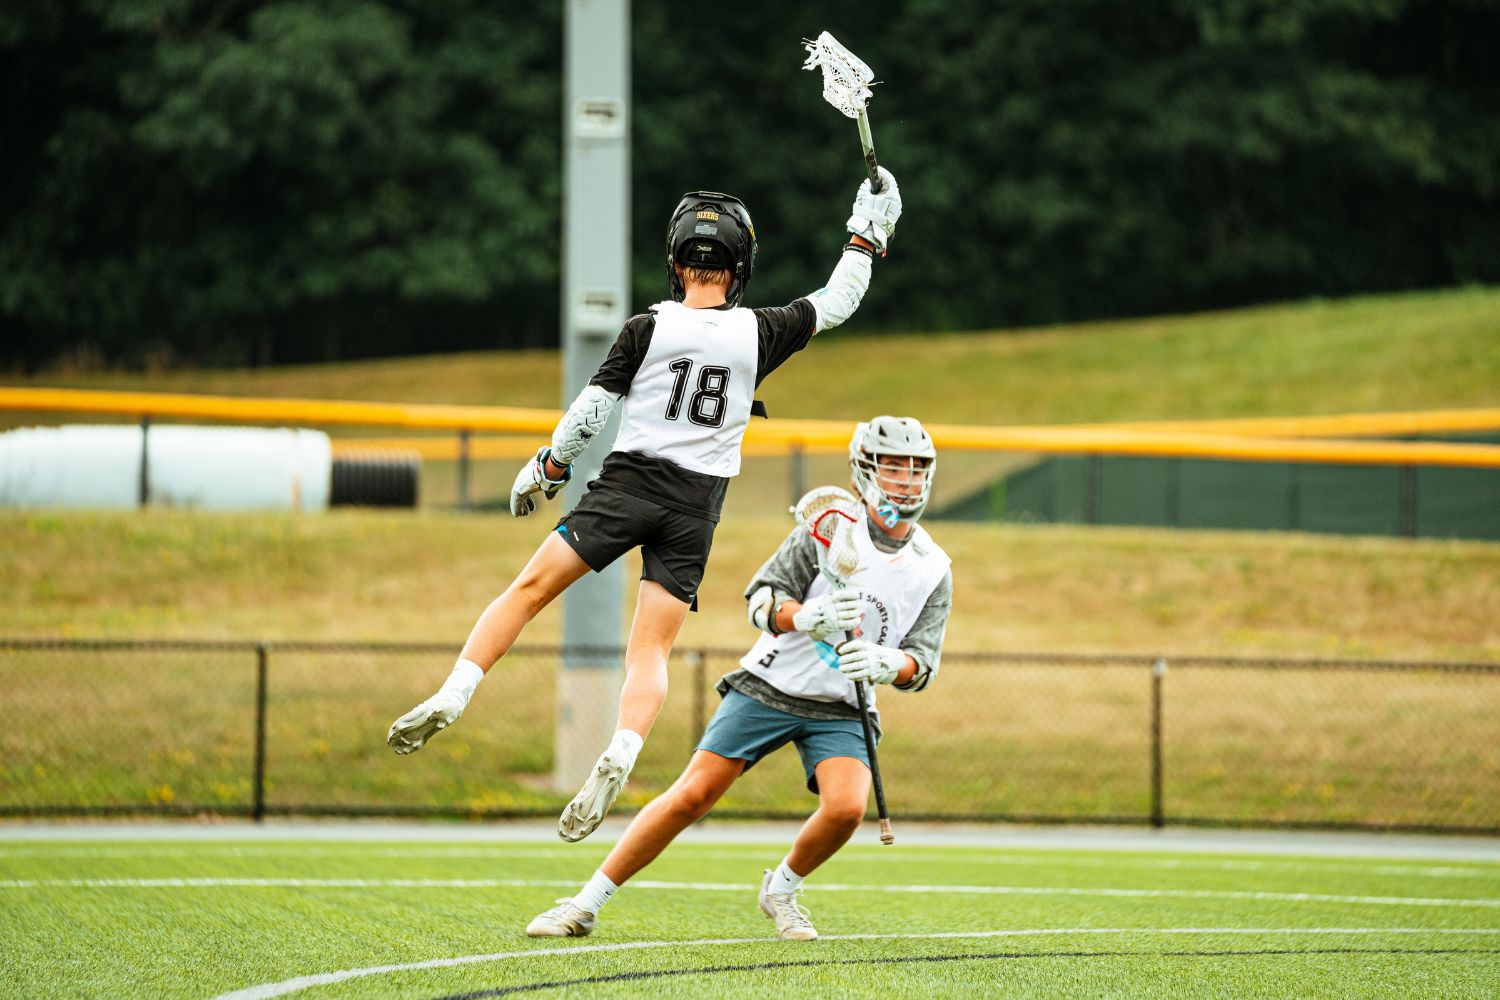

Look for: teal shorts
[697,688,871,795]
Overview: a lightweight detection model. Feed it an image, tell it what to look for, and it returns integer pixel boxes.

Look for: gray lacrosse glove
[846,167,901,252]
[792,588,863,644]
[835,638,906,685]
[510,447,571,518]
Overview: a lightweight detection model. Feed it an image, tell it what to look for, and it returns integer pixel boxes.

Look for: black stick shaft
[857,108,882,193]
[845,628,893,844]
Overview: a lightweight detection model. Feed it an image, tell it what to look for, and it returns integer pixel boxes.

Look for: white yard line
[210,927,1500,1000]
[0,844,1489,878]
[3,876,1499,909]
[3,820,1499,860]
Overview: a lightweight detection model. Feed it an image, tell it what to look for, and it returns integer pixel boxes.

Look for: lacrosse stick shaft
[856,109,883,193]
[845,631,894,845]
[797,492,891,844]
[856,682,894,842]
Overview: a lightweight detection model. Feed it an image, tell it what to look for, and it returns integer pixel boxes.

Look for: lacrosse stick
[802,31,884,193]
[792,487,894,845]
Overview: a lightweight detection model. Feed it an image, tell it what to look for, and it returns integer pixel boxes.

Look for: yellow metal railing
[0,386,559,434]
[5,386,1500,469]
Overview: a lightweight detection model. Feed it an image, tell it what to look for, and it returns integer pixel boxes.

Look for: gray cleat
[386,692,466,756]
[759,868,818,940]
[557,749,631,843]
[526,898,596,938]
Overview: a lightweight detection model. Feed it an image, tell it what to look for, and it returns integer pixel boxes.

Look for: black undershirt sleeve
[588,313,656,394]
[753,299,818,386]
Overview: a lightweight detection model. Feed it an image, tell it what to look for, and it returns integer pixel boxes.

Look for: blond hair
[680,264,731,288]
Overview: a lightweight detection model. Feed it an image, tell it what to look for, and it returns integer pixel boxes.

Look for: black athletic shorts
[554,485,716,609]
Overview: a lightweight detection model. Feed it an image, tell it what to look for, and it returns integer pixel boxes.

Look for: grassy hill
[5,508,1498,661]
[7,286,1499,424]
[4,287,1499,660]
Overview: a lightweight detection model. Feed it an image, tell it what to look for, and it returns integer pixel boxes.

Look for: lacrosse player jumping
[526,416,952,940]
[386,170,903,843]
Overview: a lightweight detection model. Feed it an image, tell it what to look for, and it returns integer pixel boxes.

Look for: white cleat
[385,691,467,756]
[759,869,818,940]
[525,898,596,938]
[557,748,631,843]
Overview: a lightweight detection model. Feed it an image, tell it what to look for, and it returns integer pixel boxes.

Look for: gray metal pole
[138,415,151,508]
[556,0,629,793]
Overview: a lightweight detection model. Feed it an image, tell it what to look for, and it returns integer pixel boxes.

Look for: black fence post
[1085,453,1102,524]
[1287,463,1301,531]
[1398,464,1417,537]
[789,444,806,508]
[1150,657,1166,828]
[457,429,472,512]
[253,643,269,822]
[1166,459,1181,527]
[690,649,706,754]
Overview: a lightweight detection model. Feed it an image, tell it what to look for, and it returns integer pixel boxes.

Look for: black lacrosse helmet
[665,191,757,307]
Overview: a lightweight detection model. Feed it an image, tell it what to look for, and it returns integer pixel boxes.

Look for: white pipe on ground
[0,425,332,511]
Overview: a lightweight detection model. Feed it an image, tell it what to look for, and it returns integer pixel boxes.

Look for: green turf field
[3,831,1498,998]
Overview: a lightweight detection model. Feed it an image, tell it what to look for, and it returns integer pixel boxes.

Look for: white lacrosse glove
[510,447,571,518]
[835,638,906,685]
[846,167,901,252]
[792,588,863,644]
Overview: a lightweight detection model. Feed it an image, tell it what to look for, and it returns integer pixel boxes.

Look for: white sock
[438,658,485,702]
[573,869,618,915]
[768,860,805,896]
[607,729,643,771]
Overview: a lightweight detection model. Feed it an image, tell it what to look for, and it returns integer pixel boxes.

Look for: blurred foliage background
[2,0,1497,369]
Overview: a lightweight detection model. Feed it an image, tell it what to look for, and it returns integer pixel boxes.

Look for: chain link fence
[2,639,1496,833]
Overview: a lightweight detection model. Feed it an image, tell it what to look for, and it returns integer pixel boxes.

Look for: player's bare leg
[387,533,588,755]
[761,755,872,940]
[600,750,744,883]
[529,750,744,937]
[558,580,691,842]
[786,755,871,872]
[460,532,592,667]
[618,580,691,737]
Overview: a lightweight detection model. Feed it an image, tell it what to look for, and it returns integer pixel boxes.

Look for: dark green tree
[1,1,560,367]
[2,0,1496,367]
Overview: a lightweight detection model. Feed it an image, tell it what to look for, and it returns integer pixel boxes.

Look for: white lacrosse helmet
[849,415,937,523]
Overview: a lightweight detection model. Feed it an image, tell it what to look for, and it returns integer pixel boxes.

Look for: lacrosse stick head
[793,486,862,586]
[801,31,874,119]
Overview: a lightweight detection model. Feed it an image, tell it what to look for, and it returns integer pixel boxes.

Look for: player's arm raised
[807,167,902,335]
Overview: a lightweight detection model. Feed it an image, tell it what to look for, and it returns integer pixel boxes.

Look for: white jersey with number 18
[610,300,759,478]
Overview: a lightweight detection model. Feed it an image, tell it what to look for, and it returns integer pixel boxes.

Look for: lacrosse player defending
[526,416,952,940]
[386,170,903,842]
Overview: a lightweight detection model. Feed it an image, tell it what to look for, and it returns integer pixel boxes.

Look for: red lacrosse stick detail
[809,507,857,548]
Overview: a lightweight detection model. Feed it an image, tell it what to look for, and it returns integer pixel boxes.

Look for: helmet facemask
[849,415,938,526]
[851,450,936,525]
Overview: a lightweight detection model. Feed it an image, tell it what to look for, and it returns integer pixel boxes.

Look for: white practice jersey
[610,300,759,478]
[739,508,952,712]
